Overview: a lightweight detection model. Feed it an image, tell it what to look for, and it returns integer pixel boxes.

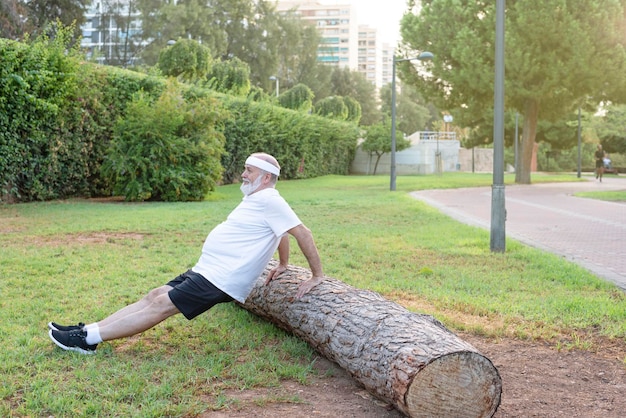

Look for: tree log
[239,260,502,418]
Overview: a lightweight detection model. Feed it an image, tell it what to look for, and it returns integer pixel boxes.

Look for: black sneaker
[49,329,97,355]
[48,322,85,332]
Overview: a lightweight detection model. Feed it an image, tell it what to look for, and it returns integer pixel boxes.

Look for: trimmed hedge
[1,37,359,202]
[218,95,359,183]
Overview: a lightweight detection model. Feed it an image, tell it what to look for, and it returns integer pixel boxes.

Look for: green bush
[314,96,349,120]
[0,34,167,202]
[205,57,251,96]
[343,96,362,124]
[158,39,212,83]
[219,95,359,183]
[0,33,79,201]
[278,83,314,112]
[70,65,166,197]
[1,30,358,203]
[101,81,227,201]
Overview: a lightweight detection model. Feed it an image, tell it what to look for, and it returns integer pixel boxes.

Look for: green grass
[1,172,624,416]
[575,190,626,202]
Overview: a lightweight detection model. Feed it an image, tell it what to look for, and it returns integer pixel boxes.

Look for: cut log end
[405,351,501,418]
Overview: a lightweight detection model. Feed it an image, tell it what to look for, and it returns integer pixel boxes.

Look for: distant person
[594,144,605,182]
[48,152,325,354]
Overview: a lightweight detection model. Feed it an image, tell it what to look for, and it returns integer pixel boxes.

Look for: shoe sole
[48,330,96,355]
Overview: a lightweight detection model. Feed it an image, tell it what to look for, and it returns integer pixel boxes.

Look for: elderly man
[49,153,324,354]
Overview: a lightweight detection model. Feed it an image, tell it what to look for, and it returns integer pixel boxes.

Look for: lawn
[1,172,624,416]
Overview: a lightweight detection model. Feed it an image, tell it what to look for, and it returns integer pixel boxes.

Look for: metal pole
[390,52,434,191]
[514,113,519,174]
[490,0,506,253]
[390,57,398,191]
[577,106,582,178]
[472,147,475,173]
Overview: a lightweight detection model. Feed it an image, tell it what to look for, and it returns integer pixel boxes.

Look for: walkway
[411,177,626,290]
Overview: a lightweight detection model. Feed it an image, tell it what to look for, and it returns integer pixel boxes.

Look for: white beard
[240,175,264,196]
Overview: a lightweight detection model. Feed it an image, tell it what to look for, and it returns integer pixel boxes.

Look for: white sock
[85,324,103,345]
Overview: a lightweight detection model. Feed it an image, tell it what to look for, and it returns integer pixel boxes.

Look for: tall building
[357,25,381,87]
[274,0,358,70]
[81,1,146,66]
[381,43,395,86]
[275,1,394,89]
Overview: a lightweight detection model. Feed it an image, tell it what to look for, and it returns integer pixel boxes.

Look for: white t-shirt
[192,188,301,303]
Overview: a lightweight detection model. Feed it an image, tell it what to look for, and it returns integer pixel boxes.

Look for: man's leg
[94,285,180,341]
[49,285,181,353]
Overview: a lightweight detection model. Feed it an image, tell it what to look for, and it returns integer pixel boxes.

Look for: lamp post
[390,51,434,191]
[490,0,506,252]
[269,75,279,97]
[577,106,582,178]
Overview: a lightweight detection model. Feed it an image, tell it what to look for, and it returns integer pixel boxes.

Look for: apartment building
[275,1,394,89]
[81,1,145,66]
[357,25,380,87]
[381,42,395,86]
[274,0,358,70]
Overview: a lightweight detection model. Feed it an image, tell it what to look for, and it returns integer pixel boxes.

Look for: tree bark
[239,260,502,418]
[516,98,540,184]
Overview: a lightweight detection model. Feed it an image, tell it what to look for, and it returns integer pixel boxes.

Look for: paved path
[411,177,626,290]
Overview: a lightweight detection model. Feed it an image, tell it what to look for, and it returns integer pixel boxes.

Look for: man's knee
[145,285,173,303]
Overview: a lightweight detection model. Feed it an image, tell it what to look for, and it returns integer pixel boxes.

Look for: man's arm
[287,224,324,298]
[265,235,290,285]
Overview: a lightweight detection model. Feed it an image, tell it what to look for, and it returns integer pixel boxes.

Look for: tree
[379,83,433,134]
[401,0,626,184]
[136,0,220,66]
[329,67,379,125]
[594,104,626,154]
[298,63,333,106]
[158,39,212,82]
[273,15,325,94]
[343,96,362,124]
[206,57,251,96]
[361,121,409,174]
[278,83,314,112]
[25,0,90,39]
[0,1,31,39]
[136,0,319,92]
[314,96,348,120]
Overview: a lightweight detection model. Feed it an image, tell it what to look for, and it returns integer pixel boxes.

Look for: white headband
[245,156,280,176]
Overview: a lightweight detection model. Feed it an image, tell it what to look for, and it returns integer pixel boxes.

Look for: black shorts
[596,159,604,168]
[167,270,233,320]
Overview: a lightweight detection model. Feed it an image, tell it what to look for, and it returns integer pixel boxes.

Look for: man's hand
[296,276,324,299]
[265,264,287,285]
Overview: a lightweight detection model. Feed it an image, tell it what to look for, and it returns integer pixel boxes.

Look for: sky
[325,0,411,45]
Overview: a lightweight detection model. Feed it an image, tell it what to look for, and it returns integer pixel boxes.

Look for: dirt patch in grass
[200,335,626,418]
[13,232,147,246]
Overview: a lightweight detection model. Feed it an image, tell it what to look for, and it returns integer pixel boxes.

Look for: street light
[490,0,506,252]
[577,106,582,178]
[269,75,279,97]
[390,51,434,191]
